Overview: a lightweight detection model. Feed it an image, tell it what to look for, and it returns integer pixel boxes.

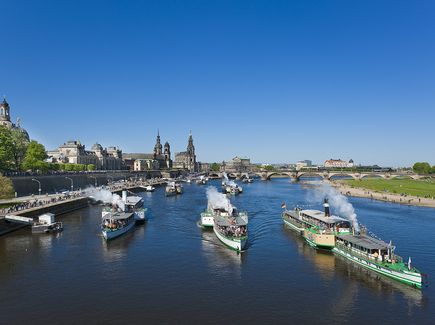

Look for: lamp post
[65,177,74,192]
[32,178,41,196]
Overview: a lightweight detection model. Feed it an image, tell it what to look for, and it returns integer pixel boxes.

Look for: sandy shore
[329,181,435,209]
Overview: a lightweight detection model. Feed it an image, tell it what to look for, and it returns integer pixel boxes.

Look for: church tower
[154,130,163,157]
[187,131,195,156]
[164,141,172,168]
[0,97,13,128]
[186,131,197,172]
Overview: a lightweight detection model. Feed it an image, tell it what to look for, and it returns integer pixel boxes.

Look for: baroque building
[123,131,172,171]
[0,97,30,141]
[47,140,123,170]
[221,156,253,172]
[174,132,197,172]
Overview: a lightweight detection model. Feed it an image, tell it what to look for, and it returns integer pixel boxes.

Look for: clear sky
[1,0,434,167]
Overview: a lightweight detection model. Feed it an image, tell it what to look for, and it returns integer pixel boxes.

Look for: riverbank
[329,180,435,208]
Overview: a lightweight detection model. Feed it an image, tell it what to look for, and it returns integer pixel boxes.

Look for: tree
[263,165,275,171]
[210,162,221,172]
[0,175,14,199]
[87,164,95,171]
[21,140,48,172]
[9,128,29,171]
[413,162,432,175]
[0,126,14,173]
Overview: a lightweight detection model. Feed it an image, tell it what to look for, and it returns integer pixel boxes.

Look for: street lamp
[65,177,74,192]
[32,178,41,196]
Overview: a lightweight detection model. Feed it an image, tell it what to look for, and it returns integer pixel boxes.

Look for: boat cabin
[102,212,134,231]
[335,234,396,263]
[300,209,351,234]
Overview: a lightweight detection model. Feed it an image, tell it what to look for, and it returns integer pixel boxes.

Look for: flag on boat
[281,202,286,209]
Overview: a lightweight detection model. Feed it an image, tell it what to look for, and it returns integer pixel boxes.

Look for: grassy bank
[344,178,435,198]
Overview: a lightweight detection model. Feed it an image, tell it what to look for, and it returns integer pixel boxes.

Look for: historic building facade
[0,97,30,141]
[324,159,354,168]
[220,156,253,173]
[123,131,172,171]
[47,141,123,170]
[173,132,197,172]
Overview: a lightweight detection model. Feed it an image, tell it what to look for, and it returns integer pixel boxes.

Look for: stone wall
[9,171,163,197]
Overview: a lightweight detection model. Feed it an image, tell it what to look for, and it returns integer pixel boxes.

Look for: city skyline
[1,1,434,166]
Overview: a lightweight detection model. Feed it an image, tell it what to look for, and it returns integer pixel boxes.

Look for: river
[0,178,433,324]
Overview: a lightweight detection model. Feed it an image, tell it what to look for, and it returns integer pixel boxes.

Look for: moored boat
[31,213,63,234]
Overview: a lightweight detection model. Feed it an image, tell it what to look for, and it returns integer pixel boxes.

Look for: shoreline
[328,180,435,209]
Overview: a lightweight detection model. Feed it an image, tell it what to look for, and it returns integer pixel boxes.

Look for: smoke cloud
[308,183,360,233]
[84,186,125,211]
[206,186,233,215]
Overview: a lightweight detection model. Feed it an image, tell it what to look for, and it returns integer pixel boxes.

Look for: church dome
[92,143,103,151]
[15,126,30,142]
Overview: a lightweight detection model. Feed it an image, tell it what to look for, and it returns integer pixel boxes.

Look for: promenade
[0,177,168,217]
[330,180,435,208]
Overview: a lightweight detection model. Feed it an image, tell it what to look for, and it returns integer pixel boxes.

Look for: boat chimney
[122,190,127,203]
[323,198,330,217]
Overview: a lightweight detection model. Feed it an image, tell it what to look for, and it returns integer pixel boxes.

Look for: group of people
[0,192,82,216]
[102,218,126,231]
[217,224,247,238]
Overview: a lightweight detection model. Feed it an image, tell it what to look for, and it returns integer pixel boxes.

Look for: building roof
[337,234,389,250]
[123,153,155,160]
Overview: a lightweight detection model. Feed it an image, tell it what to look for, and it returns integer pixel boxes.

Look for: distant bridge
[207,170,427,181]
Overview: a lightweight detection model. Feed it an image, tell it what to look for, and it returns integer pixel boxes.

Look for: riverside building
[47,141,123,170]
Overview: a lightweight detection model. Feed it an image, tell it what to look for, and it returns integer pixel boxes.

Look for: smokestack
[323,198,330,217]
[122,190,127,203]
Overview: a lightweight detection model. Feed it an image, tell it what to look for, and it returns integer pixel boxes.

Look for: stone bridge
[207,170,425,181]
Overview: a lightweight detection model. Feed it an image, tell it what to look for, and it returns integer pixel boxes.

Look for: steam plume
[206,186,233,215]
[84,186,125,211]
[308,183,360,233]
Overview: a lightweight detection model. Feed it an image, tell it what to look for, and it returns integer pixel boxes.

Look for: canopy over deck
[337,234,389,250]
[301,209,350,225]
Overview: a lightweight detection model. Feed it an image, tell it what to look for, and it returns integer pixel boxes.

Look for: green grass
[344,178,435,198]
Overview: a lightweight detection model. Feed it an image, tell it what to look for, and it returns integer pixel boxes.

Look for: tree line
[0,125,95,174]
[413,162,435,174]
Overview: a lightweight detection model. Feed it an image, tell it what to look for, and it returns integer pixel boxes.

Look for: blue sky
[1,0,434,166]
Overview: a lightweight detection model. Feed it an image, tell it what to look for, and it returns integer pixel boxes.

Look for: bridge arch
[360,174,387,179]
[297,172,324,181]
[266,172,294,180]
[328,173,358,180]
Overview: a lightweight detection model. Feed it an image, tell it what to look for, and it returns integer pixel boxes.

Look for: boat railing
[335,242,410,271]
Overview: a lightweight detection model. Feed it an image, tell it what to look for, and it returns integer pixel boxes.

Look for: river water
[1,178,434,324]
